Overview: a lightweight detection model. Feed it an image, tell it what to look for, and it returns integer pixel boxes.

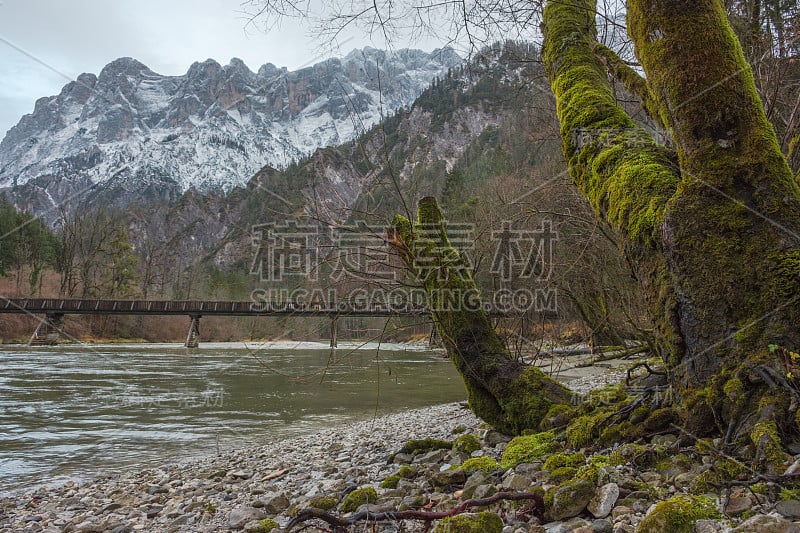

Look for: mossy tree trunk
[391,198,575,435]
[539,0,800,462]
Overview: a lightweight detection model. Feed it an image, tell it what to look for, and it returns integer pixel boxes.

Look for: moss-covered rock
[460,456,501,474]
[257,519,279,532]
[566,408,615,448]
[432,512,503,533]
[540,403,574,430]
[750,420,790,474]
[400,438,452,456]
[307,496,338,510]
[575,464,600,485]
[549,466,578,484]
[545,479,596,520]
[641,408,679,433]
[691,457,747,494]
[398,465,418,479]
[433,468,466,488]
[500,431,562,468]
[340,487,378,513]
[607,443,646,467]
[452,434,482,455]
[637,495,720,533]
[543,451,586,471]
[380,475,400,489]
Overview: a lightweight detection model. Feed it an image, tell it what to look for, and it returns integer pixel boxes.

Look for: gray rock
[724,496,753,516]
[462,471,490,499]
[543,518,591,533]
[730,514,800,533]
[549,480,595,521]
[74,520,108,533]
[639,471,660,483]
[610,505,634,521]
[587,483,619,518]
[473,484,497,499]
[672,472,695,491]
[776,499,800,519]
[147,485,167,495]
[357,502,395,514]
[785,457,800,475]
[401,494,426,508]
[514,463,542,477]
[501,473,532,491]
[597,466,620,485]
[99,503,123,514]
[485,430,513,446]
[651,434,678,447]
[141,505,163,518]
[416,449,447,463]
[433,469,466,487]
[392,453,414,464]
[228,506,268,530]
[263,493,291,514]
[695,519,725,533]
[612,525,635,533]
[590,518,613,533]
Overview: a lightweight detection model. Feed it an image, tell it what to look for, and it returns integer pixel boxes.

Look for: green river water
[0,341,466,494]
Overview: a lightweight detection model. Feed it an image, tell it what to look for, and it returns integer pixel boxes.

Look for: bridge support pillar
[429,324,440,347]
[330,316,338,348]
[185,315,201,348]
[29,313,64,346]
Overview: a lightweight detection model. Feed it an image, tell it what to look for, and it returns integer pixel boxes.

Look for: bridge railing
[0,298,433,315]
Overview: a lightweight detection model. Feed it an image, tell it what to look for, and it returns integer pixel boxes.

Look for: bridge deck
[0,298,432,317]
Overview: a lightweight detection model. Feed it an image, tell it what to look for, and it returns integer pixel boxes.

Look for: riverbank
[3,367,799,532]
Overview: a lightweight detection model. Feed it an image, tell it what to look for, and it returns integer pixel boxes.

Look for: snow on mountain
[0,47,461,210]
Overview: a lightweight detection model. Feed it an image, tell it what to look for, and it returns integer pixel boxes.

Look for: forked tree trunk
[540,0,800,462]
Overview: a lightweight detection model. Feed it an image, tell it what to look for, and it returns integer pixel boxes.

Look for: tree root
[625,362,666,384]
[283,491,544,532]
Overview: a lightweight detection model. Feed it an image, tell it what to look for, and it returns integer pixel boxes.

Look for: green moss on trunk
[543,0,800,451]
[391,198,574,434]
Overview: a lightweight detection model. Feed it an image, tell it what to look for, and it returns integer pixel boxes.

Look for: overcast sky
[0,0,445,138]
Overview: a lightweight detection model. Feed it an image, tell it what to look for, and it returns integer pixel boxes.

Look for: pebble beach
[2,368,800,533]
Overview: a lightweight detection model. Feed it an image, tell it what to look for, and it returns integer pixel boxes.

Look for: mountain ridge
[0,47,461,215]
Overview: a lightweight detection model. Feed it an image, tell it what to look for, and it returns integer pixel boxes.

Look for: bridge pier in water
[185,315,201,348]
[29,313,64,346]
[329,316,338,348]
[429,325,440,347]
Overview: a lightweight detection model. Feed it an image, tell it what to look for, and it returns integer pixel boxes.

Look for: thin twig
[284,490,544,531]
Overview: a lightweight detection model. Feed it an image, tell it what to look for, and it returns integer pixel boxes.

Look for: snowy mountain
[0,47,461,212]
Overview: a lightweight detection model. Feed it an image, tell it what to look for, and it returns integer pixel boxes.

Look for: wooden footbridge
[0,297,455,348]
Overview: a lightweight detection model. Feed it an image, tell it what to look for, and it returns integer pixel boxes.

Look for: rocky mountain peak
[225,57,253,74]
[0,47,462,216]
[97,57,153,83]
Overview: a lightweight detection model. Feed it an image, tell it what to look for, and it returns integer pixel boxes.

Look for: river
[0,341,466,495]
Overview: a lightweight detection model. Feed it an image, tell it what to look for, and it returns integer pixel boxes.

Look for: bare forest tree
[58,208,139,299]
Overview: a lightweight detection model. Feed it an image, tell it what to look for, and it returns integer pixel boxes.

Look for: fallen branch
[283,490,544,532]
